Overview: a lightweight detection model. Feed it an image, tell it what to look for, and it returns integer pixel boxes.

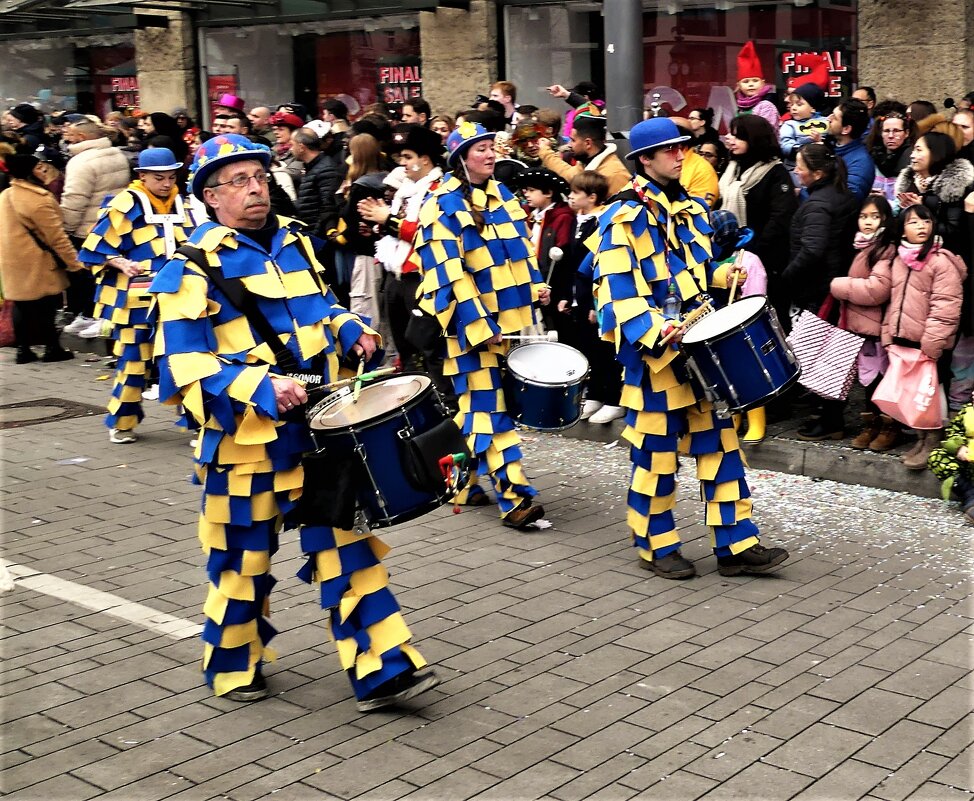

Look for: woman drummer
[411,121,551,530]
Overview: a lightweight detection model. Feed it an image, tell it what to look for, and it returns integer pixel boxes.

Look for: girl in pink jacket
[831,203,967,469]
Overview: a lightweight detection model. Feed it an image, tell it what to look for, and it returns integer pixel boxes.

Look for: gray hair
[291,128,322,150]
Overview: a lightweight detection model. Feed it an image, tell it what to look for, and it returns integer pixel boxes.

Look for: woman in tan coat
[0,153,83,363]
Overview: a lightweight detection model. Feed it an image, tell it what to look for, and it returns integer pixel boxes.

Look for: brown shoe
[868,414,901,452]
[902,430,940,470]
[851,413,880,449]
[503,501,545,530]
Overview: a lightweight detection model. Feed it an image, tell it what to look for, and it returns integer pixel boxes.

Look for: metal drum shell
[503,341,590,431]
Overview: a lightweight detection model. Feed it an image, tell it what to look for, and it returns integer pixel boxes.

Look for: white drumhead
[507,342,589,384]
[682,296,767,343]
[309,374,430,430]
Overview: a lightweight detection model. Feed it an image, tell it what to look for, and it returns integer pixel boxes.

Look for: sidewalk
[1,351,971,801]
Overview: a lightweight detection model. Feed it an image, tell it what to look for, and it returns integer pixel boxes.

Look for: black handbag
[400,417,471,496]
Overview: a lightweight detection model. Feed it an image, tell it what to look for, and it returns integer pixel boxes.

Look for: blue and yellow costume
[585,172,760,565]
[79,181,195,433]
[412,167,546,519]
[151,216,428,698]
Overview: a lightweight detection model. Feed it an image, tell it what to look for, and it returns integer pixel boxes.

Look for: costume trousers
[627,401,760,563]
[449,353,537,517]
[199,463,426,700]
[575,318,622,406]
[105,301,152,433]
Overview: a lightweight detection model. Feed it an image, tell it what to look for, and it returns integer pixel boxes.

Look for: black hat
[789,82,826,111]
[9,103,41,126]
[400,125,444,161]
[514,167,570,199]
[6,153,39,179]
[34,144,66,172]
[277,102,309,121]
[389,123,413,155]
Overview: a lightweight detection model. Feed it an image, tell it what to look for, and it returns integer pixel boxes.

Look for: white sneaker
[79,319,109,338]
[143,384,159,401]
[63,315,93,334]
[109,428,138,444]
[589,404,625,424]
[580,400,603,420]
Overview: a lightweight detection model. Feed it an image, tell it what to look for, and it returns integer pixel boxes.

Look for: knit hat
[710,209,754,261]
[137,147,182,172]
[187,133,271,200]
[736,41,764,82]
[9,103,40,126]
[789,82,826,112]
[216,93,245,113]
[446,121,495,168]
[625,118,690,160]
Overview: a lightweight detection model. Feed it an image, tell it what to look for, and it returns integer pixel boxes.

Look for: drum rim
[682,295,769,346]
[506,341,591,387]
[308,371,434,433]
[721,368,802,413]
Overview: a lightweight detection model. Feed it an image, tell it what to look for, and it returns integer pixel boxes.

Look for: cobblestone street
[2,354,972,801]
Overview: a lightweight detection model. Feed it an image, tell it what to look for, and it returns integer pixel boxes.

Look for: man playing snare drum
[584,118,789,579]
[149,134,439,710]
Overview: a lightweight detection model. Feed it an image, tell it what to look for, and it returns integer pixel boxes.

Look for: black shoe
[796,420,843,441]
[224,672,268,702]
[356,670,440,712]
[503,501,544,530]
[15,349,38,364]
[717,543,789,576]
[641,550,696,579]
[42,348,74,363]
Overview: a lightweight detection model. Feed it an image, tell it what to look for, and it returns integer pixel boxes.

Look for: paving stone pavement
[2,353,972,801]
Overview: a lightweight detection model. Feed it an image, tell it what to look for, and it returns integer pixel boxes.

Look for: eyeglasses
[209,171,272,189]
[655,143,683,155]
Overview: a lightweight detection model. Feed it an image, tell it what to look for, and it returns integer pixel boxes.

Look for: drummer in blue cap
[584,117,790,579]
[410,121,552,530]
[148,134,439,711]
[79,146,197,444]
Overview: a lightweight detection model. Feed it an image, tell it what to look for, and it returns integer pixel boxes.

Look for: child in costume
[708,209,768,443]
[928,400,974,524]
[733,41,780,131]
[780,83,828,184]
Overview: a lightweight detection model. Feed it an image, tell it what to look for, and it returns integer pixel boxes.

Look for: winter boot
[742,408,766,444]
[850,412,880,449]
[868,414,901,452]
[902,430,940,470]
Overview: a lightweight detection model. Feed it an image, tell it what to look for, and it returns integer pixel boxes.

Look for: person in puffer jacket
[830,203,968,470]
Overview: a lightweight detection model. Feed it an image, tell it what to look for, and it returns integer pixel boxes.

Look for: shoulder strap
[174,244,300,373]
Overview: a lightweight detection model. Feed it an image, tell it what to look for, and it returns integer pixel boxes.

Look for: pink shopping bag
[872,345,946,430]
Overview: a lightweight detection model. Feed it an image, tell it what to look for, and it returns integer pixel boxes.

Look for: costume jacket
[80,182,196,325]
[374,166,443,277]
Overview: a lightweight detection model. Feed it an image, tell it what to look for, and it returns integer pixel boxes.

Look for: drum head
[507,342,589,385]
[309,374,431,430]
[682,296,767,344]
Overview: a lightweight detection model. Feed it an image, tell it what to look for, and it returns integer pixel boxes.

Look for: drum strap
[175,243,314,378]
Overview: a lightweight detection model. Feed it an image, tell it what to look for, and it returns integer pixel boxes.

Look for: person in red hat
[734,41,781,131]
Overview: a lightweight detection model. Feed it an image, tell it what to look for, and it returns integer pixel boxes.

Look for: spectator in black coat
[291,126,345,238]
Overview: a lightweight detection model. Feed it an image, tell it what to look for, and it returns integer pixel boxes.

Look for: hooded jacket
[895,158,974,261]
[60,137,132,237]
[828,243,895,336]
[830,244,967,360]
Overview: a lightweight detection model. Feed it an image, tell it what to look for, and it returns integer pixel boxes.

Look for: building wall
[135,11,197,116]
[420,0,498,117]
[858,0,974,102]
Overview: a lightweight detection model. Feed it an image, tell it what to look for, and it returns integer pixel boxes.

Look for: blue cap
[446,121,496,168]
[187,134,271,201]
[625,118,690,161]
[137,147,182,172]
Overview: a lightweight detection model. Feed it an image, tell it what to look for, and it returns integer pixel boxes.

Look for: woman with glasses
[695,140,729,177]
[866,101,914,202]
[686,108,720,146]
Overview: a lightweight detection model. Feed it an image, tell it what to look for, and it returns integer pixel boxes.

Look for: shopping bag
[872,345,947,430]
[786,305,864,401]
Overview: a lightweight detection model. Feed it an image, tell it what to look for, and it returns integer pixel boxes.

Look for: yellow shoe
[742,408,766,443]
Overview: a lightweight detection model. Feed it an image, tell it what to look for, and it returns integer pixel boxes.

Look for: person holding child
[830,202,967,468]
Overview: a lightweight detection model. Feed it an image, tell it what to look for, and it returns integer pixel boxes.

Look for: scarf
[854,228,884,250]
[130,179,177,214]
[898,240,935,271]
[717,159,781,227]
[735,84,774,110]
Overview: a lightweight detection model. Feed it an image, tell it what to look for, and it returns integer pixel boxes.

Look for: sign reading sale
[780,50,850,98]
[377,59,422,106]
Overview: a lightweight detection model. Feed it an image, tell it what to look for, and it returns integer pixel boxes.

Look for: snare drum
[680,296,800,413]
[504,341,590,431]
[307,373,449,528]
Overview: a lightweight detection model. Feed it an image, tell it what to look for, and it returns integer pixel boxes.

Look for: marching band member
[411,122,551,529]
[148,134,438,710]
[585,118,790,579]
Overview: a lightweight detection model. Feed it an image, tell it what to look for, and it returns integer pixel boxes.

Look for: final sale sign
[377,59,422,106]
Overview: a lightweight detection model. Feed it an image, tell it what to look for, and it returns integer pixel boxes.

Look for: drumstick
[659,301,713,346]
[728,250,744,305]
[352,359,366,402]
[309,366,396,396]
